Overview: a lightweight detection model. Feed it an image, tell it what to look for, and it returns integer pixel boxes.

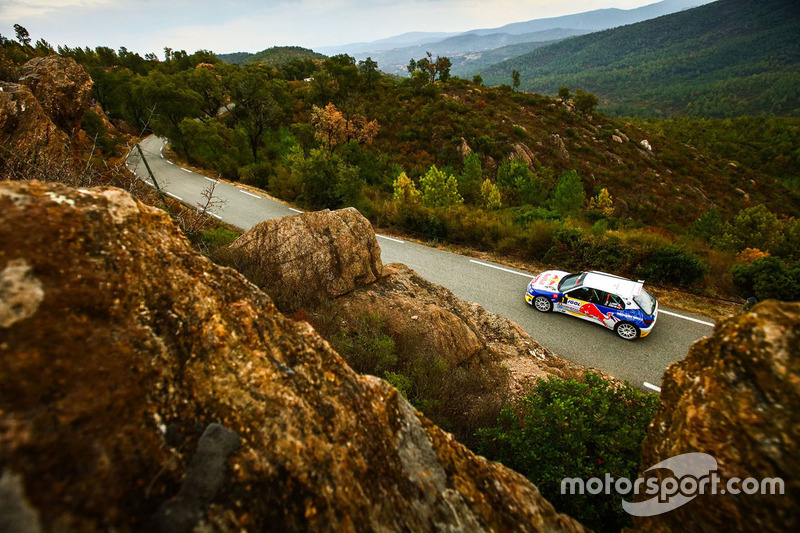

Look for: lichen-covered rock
[18,56,93,133]
[0,81,69,161]
[0,181,587,532]
[229,207,383,311]
[636,301,800,533]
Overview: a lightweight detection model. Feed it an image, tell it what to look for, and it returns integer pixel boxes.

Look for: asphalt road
[127,136,716,391]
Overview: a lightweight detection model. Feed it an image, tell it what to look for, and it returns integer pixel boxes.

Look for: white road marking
[204,177,218,183]
[160,153,164,158]
[167,192,182,201]
[643,382,662,393]
[659,310,714,327]
[181,168,192,173]
[240,190,261,199]
[469,259,532,278]
[209,213,222,220]
[288,207,303,213]
[377,234,405,244]
[166,161,174,165]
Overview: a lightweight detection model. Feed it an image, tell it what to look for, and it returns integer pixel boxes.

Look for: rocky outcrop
[1,56,91,166]
[18,56,93,133]
[0,81,69,161]
[459,136,472,160]
[636,301,800,533]
[229,207,383,311]
[551,133,570,159]
[0,181,587,532]
[509,142,538,168]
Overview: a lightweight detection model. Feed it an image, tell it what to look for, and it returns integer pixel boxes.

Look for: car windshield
[558,273,583,292]
[634,290,657,316]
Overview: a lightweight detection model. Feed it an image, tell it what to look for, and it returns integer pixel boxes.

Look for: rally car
[525,270,658,340]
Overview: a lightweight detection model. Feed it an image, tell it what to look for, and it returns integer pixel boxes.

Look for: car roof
[581,271,644,299]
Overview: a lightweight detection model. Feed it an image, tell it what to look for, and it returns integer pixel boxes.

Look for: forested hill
[218,46,325,66]
[479,0,800,117]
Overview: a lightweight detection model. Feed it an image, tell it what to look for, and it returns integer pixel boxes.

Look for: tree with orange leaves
[310,103,379,152]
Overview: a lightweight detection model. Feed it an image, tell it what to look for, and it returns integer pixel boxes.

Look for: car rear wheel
[615,321,640,341]
[533,296,553,313]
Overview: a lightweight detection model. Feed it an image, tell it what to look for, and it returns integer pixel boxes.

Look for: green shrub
[334,313,397,375]
[514,207,561,225]
[637,245,709,286]
[526,220,559,259]
[731,257,800,301]
[545,226,590,268]
[315,310,509,447]
[238,161,273,189]
[476,373,658,533]
[190,226,240,256]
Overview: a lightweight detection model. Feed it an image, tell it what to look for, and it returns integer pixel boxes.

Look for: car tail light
[643,318,654,326]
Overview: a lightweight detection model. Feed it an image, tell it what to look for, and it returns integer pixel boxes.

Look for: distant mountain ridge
[320,0,712,75]
[478,0,800,117]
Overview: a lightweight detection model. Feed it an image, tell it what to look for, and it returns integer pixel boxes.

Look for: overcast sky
[2,0,687,56]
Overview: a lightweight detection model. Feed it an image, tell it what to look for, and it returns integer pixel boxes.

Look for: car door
[559,287,594,319]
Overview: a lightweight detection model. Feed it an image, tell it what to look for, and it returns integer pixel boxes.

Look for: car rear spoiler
[632,280,644,296]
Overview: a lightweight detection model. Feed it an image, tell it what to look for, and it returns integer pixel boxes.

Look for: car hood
[530,270,571,291]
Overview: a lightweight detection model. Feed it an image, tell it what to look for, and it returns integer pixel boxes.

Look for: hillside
[353,28,588,77]
[324,0,711,76]
[217,46,325,66]
[479,0,800,117]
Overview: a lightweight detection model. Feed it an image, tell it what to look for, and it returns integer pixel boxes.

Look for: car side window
[567,287,593,301]
[595,290,624,309]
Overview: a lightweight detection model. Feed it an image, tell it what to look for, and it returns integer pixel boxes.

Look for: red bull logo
[579,303,619,328]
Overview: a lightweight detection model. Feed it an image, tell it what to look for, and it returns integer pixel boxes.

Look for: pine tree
[420,166,463,208]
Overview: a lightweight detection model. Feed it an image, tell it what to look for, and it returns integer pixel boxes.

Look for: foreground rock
[229,207,383,311]
[636,301,799,532]
[0,181,587,532]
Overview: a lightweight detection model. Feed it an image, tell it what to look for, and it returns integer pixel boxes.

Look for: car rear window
[634,290,657,316]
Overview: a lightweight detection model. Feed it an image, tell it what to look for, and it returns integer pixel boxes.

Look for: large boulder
[636,301,800,532]
[18,56,93,133]
[0,181,587,532]
[229,207,383,311]
[0,81,69,163]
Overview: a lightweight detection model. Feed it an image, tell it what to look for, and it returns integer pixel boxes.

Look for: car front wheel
[615,321,640,341]
[533,295,553,313]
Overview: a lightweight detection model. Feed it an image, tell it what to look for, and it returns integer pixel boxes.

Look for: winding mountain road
[127,135,716,391]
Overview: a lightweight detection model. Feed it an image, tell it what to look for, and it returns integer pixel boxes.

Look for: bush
[190,226,240,256]
[476,373,658,533]
[637,245,709,286]
[545,226,590,268]
[514,207,561,225]
[238,161,273,189]
[731,257,800,301]
[313,310,509,447]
